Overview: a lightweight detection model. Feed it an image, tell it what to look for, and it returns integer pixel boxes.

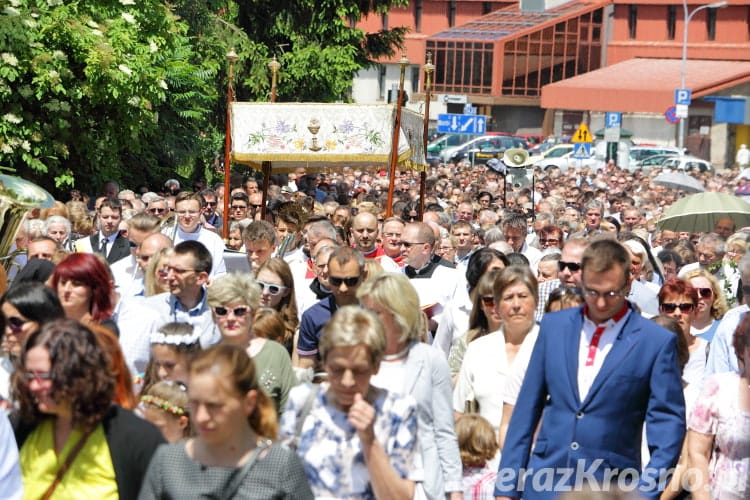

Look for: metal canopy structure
[230,103,426,172]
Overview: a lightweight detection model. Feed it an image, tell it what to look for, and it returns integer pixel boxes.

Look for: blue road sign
[605,112,622,128]
[674,89,692,106]
[572,142,591,159]
[437,113,487,134]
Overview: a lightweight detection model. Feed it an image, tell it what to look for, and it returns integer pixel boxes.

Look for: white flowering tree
[0,0,220,190]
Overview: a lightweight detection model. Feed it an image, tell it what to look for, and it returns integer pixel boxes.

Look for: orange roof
[541,58,750,113]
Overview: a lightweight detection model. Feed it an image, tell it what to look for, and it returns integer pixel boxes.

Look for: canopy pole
[385,54,409,218]
[259,56,281,222]
[420,52,434,221]
[222,48,239,240]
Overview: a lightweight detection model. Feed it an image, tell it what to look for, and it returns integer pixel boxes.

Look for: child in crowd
[140,380,191,443]
[139,322,202,394]
[456,414,499,500]
[545,286,584,313]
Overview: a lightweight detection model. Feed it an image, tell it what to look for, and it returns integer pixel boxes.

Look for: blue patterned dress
[280,383,424,499]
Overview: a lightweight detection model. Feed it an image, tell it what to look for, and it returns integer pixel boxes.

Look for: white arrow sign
[460,118,474,132]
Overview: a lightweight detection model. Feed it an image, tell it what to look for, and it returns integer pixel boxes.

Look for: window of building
[449,0,457,27]
[667,5,676,40]
[628,5,638,39]
[378,65,387,100]
[707,7,717,40]
[414,0,423,33]
[483,2,493,15]
[410,67,420,95]
[382,13,388,30]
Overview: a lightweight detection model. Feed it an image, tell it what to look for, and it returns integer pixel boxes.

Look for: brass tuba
[0,174,55,272]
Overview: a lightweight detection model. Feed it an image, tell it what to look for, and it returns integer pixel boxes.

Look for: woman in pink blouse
[686,313,750,500]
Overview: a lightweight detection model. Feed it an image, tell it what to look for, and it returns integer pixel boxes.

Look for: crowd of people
[0,160,748,499]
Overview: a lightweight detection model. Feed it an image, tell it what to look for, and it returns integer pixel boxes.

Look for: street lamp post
[222,48,239,240]
[678,0,728,150]
[420,52,435,220]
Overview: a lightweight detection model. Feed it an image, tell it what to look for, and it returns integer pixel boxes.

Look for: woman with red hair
[50,253,115,331]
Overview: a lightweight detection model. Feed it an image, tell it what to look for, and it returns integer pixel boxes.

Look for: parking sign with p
[605,112,622,128]
[674,89,692,106]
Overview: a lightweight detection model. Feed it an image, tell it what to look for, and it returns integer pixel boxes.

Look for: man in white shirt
[496,239,685,499]
[74,197,131,264]
[110,212,162,297]
[168,191,226,279]
[144,240,221,349]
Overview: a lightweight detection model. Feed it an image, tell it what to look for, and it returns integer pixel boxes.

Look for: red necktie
[584,303,629,367]
[586,325,606,366]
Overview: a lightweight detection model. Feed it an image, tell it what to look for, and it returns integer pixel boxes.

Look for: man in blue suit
[495,239,685,499]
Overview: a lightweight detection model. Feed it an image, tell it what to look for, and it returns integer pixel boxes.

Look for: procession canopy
[230,103,426,172]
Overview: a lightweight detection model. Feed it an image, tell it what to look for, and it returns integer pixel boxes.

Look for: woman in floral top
[687,313,750,500]
[280,306,423,499]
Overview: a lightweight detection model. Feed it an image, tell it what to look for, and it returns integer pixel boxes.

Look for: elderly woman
[11,319,164,499]
[686,313,750,500]
[207,273,296,413]
[280,306,422,499]
[683,268,728,342]
[357,273,463,500]
[454,266,540,443]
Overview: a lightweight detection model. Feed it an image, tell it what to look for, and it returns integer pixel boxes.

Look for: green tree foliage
[0,0,218,193]
[235,0,409,102]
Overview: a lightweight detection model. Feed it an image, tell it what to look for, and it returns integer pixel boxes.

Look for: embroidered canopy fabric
[230,103,426,172]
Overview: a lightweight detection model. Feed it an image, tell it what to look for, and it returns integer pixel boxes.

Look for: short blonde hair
[207,272,260,310]
[357,273,423,344]
[319,306,385,368]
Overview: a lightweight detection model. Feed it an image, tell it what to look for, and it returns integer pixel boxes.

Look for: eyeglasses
[695,287,713,299]
[660,302,695,314]
[558,261,582,272]
[23,371,52,383]
[6,316,26,333]
[164,266,195,275]
[400,241,425,248]
[204,201,217,207]
[256,281,288,295]
[329,275,361,287]
[582,287,628,300]
[213,306,251,317]
[148,208,167,214]
[481,295,495,306]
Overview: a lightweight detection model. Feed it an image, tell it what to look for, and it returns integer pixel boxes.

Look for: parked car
[631,153,681,172]
[529,143,574,165]
[659,156,713,173]
[536,150,602,172]
[444,135,527,164]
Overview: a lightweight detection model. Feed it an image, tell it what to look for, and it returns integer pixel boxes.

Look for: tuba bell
[0,174,55,273]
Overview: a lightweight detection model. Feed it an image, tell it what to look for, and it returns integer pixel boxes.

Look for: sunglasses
[660,303,694,314]
[481,295,495,306]
[257,281,288,295]
[329,275,361,287]
[695,287,713,299]
[6,316,26,333]
[558,261,582,272]
[213,306,251,317]
[204,201,217,207]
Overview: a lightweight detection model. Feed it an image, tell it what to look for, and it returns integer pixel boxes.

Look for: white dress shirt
[577,309,631,401]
